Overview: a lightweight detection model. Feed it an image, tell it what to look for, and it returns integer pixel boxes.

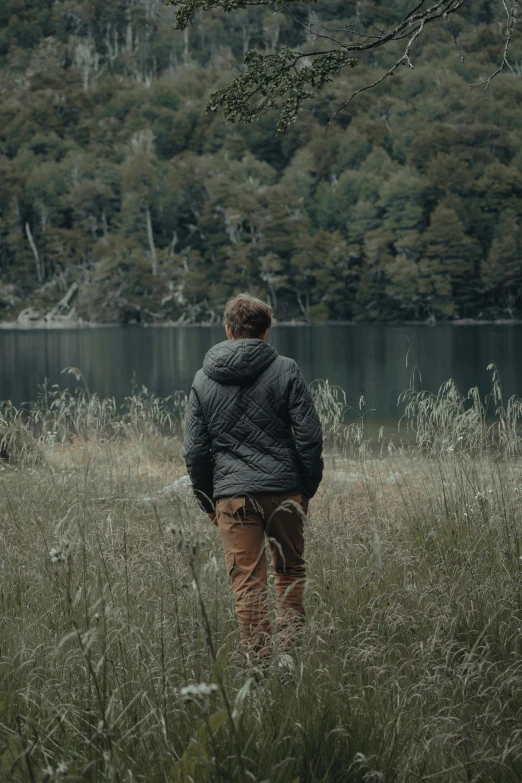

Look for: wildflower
[42,761,68,781]
[179,682,218,704]
[276,652,296,676]
[49,540,70,565]
[49,547,66,565]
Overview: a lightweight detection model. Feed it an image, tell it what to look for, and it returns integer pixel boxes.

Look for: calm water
[0,324,520,418]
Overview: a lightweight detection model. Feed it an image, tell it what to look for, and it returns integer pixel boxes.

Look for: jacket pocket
[216,496,246,517]
[291,493,309,513]
[271,493,305,509]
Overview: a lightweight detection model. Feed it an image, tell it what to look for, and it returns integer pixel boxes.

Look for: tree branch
[169,0,519,131]
[467,0,518,90]
[326,20,426,127]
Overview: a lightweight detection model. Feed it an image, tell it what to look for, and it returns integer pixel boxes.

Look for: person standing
[184,293,323,661]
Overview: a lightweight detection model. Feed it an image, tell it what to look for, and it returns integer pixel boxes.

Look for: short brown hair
[223,293,274,338]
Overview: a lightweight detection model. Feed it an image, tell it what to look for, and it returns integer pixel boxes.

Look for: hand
[208,511,217,526]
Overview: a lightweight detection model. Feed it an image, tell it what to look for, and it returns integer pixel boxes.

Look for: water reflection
[0,324,520,418]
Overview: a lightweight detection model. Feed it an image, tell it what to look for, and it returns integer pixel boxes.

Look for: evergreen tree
[481,213,522,317]
[419,204,479,318]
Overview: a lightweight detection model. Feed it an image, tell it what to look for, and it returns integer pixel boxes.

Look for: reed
[1,371,522,781]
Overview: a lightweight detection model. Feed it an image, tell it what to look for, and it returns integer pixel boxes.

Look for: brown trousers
[216,492,308,657]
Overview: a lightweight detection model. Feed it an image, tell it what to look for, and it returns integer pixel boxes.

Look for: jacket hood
[203,339,278,385]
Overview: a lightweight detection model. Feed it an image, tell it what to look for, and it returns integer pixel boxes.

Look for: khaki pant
[216,492,307,658]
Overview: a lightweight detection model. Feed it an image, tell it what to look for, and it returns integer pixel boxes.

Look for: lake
[0,324,520,419]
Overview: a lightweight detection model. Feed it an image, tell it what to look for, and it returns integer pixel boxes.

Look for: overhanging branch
[168,0,520,131]
[468,0,518,89]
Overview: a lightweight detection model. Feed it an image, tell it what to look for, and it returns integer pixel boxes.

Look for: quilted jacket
[183,338,323,513]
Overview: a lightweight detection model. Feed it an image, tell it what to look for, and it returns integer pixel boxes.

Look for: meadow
[1,369,522,782]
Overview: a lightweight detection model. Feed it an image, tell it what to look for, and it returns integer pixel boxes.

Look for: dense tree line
[0,0,521,324]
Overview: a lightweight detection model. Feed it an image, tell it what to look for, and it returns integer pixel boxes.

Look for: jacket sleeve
[183,387,214,514]
[287,364,324,499]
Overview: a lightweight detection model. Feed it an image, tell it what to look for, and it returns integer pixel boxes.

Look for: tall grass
[1,371,522,781]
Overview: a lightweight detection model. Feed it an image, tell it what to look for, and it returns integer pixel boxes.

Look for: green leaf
[211,644,230,685]
[0,737,25,781]
[232,677,253,729]
[170,709,229,783]
[205,46,357,133]
[206,708,229,735]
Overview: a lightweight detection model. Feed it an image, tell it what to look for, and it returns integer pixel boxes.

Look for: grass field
[1,373,522,782]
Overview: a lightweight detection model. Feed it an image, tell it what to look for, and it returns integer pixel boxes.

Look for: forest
[0,0,521,324]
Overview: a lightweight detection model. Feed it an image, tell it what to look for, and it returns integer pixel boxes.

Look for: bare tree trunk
[183,27,190,63]
[75,40,95,91]
[146,206,157,276]
[168,231,178,259]
[242,25,250,55]
[126,20,133,53]
[25,222,43,283]
[268,282,277,310]
[296,291,309,321]
[45,281,79,320]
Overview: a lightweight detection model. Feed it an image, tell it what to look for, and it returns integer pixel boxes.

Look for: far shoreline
[0,318,521,331]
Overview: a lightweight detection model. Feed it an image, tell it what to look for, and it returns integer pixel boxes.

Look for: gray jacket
[183,339,323,513]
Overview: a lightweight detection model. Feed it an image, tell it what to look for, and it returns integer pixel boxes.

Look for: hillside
[0,0,521,324]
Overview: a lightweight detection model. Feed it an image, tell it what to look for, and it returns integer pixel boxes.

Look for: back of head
[203,293,276,384]
[223,293,274,339]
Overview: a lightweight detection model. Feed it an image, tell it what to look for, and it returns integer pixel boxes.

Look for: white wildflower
[179,682,218,704]
[277,653,296,675]
[42,761,69,780]
[49,547,66,565]
[49,540,70,565]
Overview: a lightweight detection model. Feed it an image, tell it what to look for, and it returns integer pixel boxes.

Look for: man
[184,293,323,661]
